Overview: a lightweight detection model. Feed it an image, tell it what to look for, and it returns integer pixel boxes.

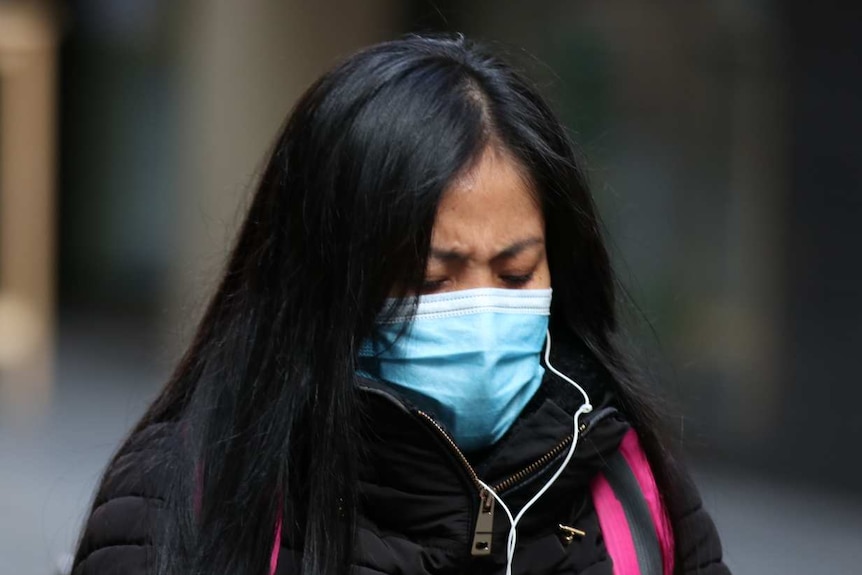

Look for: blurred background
[1,0,861,573]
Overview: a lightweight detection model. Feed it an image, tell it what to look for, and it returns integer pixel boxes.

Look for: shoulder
[72,420,183,575]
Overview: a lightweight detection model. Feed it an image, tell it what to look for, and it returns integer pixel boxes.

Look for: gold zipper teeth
[416,411,482,490]
[418,410,588,496]
[492,421,587,492]
[491,434,572,493]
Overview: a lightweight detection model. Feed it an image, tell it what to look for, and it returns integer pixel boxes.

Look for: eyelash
[420,279,447,294]
[501,273,534,286]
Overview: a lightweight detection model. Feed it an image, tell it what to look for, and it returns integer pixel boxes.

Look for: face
[421,147,550,294]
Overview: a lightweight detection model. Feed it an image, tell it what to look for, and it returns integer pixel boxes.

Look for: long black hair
[77,34,682,575]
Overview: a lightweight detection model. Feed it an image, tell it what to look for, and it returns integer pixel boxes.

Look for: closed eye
[420,278,448,294]
[500,273,534,287]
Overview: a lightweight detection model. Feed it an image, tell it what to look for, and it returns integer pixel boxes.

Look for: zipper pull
[471,489,495,556]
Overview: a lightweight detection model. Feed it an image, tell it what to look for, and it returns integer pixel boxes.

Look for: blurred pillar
[721,5,787,442]
[164,0,402,353]
[0,0,59,410]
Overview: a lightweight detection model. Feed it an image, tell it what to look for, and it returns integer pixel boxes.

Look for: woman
[72,35,729,575]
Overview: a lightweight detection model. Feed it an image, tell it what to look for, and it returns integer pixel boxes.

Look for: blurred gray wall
[779,1,862,490]
[56,0,862,494]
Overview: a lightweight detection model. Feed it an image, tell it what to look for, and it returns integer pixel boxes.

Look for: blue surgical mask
[358,287,552,452]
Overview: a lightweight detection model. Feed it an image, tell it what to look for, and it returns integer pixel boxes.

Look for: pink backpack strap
[270,514,282,575]
[591,429,674,575]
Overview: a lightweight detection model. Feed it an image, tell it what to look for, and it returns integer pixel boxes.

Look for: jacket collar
[354,332,630,503]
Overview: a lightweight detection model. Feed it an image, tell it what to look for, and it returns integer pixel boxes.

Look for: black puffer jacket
[73,338,730,575]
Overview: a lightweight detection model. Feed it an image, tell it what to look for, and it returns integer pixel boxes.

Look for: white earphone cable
[477,329,592,575]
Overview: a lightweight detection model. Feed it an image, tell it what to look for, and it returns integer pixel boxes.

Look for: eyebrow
[429,237,544,263]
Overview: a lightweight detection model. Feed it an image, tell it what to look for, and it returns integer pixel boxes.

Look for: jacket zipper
[415,406,618,557]
[416,411,484,490]
[490,432,576,493]
[415,411,495,556]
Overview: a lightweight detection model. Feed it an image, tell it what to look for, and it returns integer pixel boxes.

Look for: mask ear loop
[476,329,593,575]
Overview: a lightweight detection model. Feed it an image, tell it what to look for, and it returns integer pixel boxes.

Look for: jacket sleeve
[72,422,178,575]
[669,460,732,575]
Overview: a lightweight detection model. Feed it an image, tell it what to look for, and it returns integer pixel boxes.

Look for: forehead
[432,147,544,249]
